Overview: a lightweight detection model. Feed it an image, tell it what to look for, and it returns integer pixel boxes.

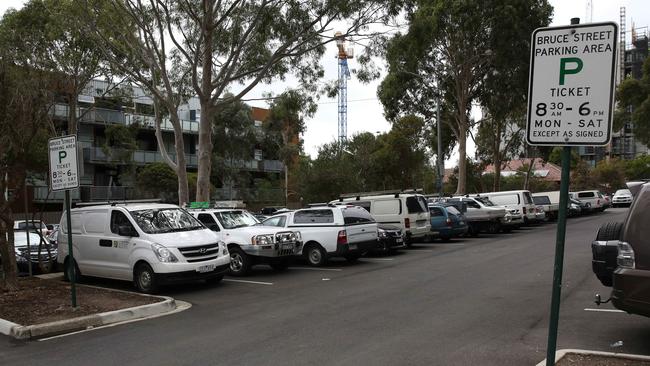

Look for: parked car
[533,206,547,222]
[13,220,48,236]
[446,196,512,235]
[58,202,231,293]
[570,190,606,212]
[570,197,591,214]
[190,208,301,275]
[612,188,633,207]
[13,231,57,273]
[591,181,650,317]
[532,194,559,221]
[375,224,405,254]
[481,190,538,225]
[332,192,430,245]
[428,204,468,241]
[261,205,378,266]
[568,199,583,217]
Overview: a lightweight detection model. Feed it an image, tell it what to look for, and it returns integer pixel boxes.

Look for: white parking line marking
[223,279,274,286]
[290,267,343,272]
[362,258,394,261]
[584,308,625,313]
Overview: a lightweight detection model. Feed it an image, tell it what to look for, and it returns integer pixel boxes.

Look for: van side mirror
[118,225,138,237]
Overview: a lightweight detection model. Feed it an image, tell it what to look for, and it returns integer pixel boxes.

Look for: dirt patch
[556,353,650,366]
[0,277,160,325]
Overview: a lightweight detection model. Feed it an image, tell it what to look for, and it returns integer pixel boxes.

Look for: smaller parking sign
[526,22,618,146]
[48,135,79,191]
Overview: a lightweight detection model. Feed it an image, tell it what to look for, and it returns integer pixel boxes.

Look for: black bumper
[591,240,619,287]
[336,240,377,255]
[155,263,230,285]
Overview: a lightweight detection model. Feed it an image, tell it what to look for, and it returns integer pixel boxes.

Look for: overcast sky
[2,0,649,164]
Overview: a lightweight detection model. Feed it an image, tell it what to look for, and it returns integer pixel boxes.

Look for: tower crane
[335,31,353,145]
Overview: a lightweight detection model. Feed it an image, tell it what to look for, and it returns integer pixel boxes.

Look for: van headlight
[220,241,229,256]
[252,234,274,245]
[617,241,635,269]
[151,243,178,263]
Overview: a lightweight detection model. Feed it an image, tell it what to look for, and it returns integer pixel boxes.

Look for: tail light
[404,218,410,229]
[337,230,348,245]
[446,218,452,227]
[617,241,635,269]
[597,199,600,205]
[523,207,527,215]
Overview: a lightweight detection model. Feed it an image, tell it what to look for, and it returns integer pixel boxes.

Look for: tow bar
[594,293,611,306]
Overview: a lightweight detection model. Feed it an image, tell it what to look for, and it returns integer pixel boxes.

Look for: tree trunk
[456,121,468,195]
[0,214,18,291]
[493,122,502,192]
[196,104,213,202]
[67,95,78,135]
[170,114,190,206]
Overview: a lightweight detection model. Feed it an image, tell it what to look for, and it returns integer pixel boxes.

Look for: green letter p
[58,151,67,163]
[559,57,583,85]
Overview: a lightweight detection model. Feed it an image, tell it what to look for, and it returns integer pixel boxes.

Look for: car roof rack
[74,198,163,208]
[339,188,424,200]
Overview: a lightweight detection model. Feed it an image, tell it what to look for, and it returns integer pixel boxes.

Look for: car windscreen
[13,232,45,247]
[475,197,495,206]
[406,196,426,213]
[130,208,203,234]
[214,210,260,229]
[446,206,461,216]
[615,189,631,195]
[533,196,551,205]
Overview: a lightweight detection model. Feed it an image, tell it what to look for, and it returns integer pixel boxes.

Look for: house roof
[483,158,562,182]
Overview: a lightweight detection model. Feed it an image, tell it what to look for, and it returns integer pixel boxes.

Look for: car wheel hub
[309,249,321,264]
[139,271,152,289]
[230,253,243,272]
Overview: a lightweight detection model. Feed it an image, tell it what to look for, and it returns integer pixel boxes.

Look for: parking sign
[48,135,80,191]
[526,22,618,146]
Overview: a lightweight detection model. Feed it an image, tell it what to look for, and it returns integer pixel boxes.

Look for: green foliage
[547,147,580,168]
[570,160,596,191]
[615,58,650,144]
[625,155,650,180]
[136,163,178,202]
[263,90,315,162]
[592,159,627,192]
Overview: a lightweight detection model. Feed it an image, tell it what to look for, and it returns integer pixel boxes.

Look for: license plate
[197,264,215,273]
[348,244,358,250]
[431,231,439,235]
[396,238,403,243]
[459,221,464,225]
[282,243,293,250]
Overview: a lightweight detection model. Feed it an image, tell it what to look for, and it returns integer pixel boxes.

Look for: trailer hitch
[594,293,611,306]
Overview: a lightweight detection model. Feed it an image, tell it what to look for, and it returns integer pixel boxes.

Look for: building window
[254,149,263,161]
[190,110,197,121]
[254,120,263,128]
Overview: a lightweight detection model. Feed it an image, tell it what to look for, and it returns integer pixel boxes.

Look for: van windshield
[130,208,203,234]
[215,210,259,229]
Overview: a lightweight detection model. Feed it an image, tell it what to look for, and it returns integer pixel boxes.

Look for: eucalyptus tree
[86,0,398,204]
[378,0,552,194]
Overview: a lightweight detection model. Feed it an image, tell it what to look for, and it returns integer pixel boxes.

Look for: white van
[331,192,430,245]
[481,190,538,225]
[58,203,231,293]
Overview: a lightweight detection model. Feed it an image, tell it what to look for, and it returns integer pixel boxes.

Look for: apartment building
[32,80,286,208]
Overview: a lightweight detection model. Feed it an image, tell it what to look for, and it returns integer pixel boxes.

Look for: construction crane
[335,31,353,145]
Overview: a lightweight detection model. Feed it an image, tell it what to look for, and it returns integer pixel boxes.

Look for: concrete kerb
[536,349,650,365]
[0,275,183,340]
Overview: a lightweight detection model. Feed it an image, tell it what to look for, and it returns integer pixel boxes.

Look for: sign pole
[65,189,77,308]
[545,17,580,366]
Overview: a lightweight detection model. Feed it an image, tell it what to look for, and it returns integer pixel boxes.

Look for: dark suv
[592,181,650,317]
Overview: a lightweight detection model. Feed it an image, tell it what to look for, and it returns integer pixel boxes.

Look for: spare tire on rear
[592,222,625,287]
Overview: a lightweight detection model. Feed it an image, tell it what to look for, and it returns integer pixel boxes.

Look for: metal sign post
[525,18,617,366]
[48,135,80,307]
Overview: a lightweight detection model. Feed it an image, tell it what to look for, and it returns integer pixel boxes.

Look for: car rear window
[446,206,461,216]
[406,196,426,213]
[294,209,334,224]
[533,196,551,205]
[429,207,444,216]
[578,192,595,198]
[342,207,375,224]
[489,194,520,206]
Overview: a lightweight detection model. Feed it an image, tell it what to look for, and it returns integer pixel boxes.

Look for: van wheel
[229,247,251,276]
[596,222,624,241]
[134,263,159,294]
[63,258,81,283]
[269,258,290,271]
[304,244,327,267]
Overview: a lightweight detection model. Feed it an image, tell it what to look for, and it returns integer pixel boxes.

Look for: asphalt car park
[2,207,649,366]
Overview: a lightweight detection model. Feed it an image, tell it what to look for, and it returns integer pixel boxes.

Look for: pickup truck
[446,196,513,235]
[189,208,302,276]
[532,194,559,221]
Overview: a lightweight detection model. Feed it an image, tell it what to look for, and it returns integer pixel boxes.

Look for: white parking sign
[526,22,618,146]
[48,135,79,191]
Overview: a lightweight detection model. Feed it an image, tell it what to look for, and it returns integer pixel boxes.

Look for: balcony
[33,186,81,202]
[84,147,199,167]
[51,103,198,134]
[223,159,284,173]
